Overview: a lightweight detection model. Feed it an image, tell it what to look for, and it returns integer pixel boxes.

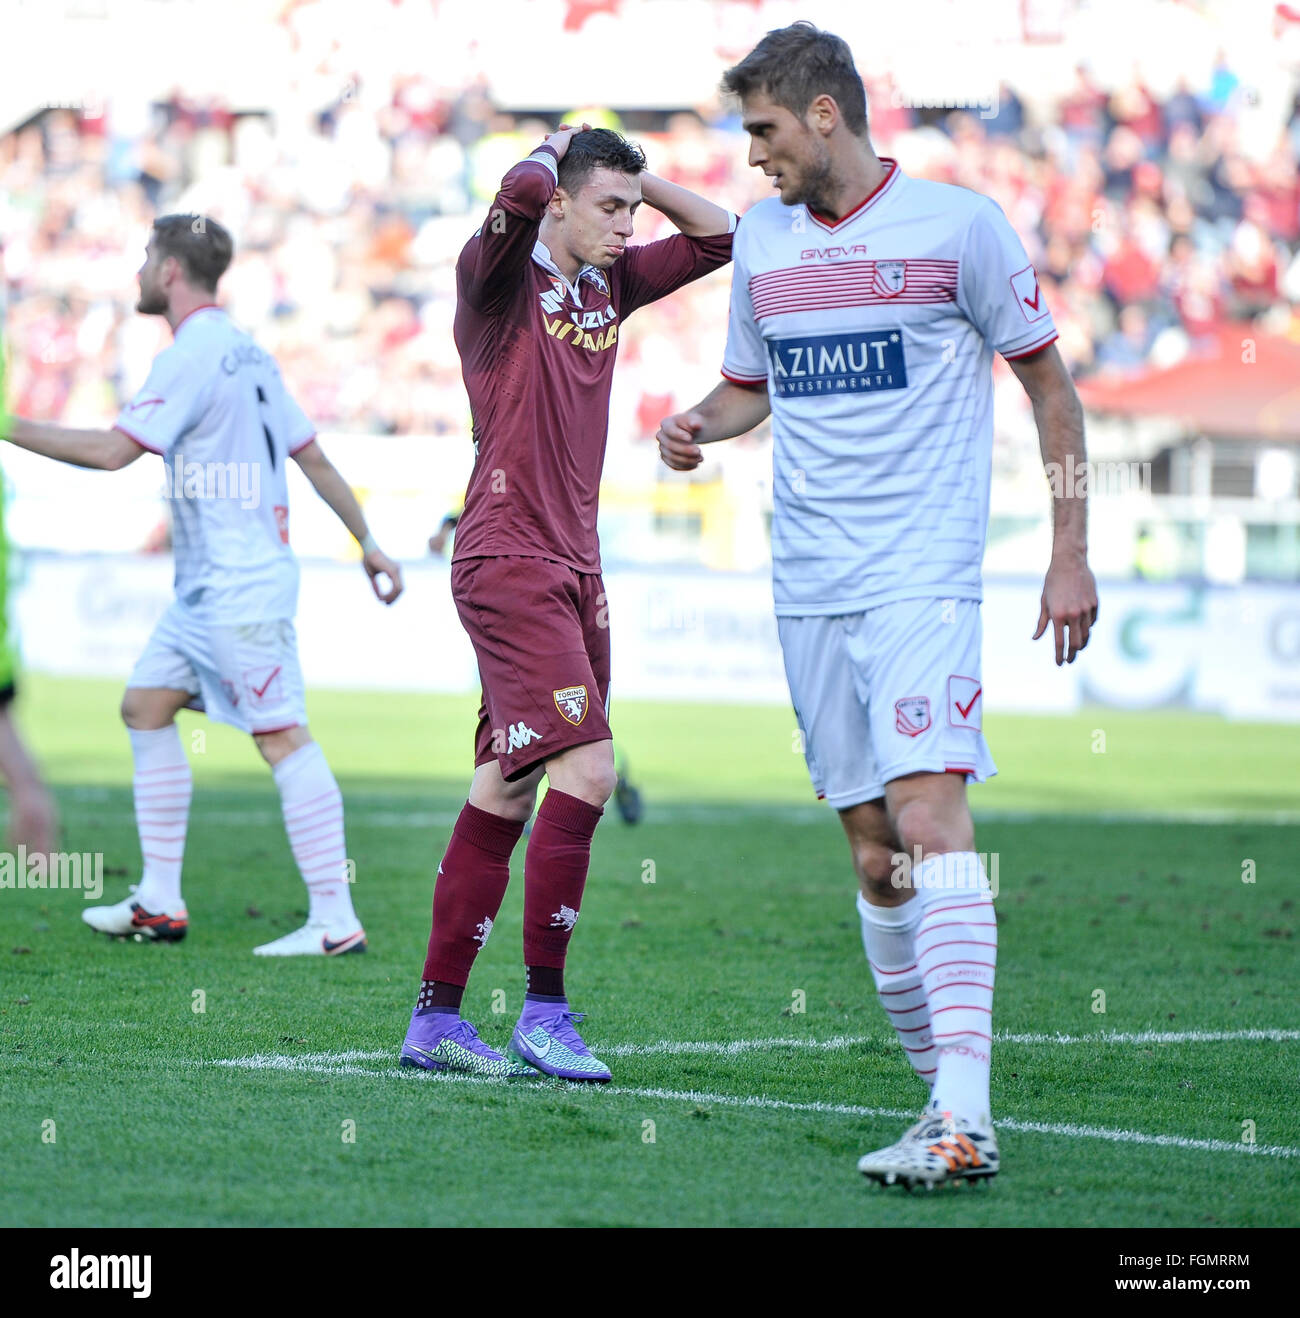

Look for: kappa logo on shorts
[895,695,931,738]
[554,685,588,727]
[243,664,282,706]
[506,722,542,752]
[948,675,982,729]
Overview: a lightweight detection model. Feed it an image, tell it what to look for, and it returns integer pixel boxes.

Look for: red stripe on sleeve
[721,369,767,391]
[1002,332,1059,361]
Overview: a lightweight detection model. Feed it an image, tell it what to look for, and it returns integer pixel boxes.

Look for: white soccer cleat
[252,920,367,957]
[83,893,188,942]
[858,1108,999,1189]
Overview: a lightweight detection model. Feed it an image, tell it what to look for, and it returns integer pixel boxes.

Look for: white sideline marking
[208,1053,1299,1161]
[598,1028,1300,1057]
[998,1028,1300,1045]
[63,788,1300,828]
[209,1028,1300,1073]
[611,1090,1298,1160]
[213,1049,391,1067]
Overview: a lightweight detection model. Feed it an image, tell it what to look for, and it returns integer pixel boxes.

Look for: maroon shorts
[452,555,612,781]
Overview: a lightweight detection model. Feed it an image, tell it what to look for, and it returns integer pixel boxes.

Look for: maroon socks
[421,802,525,991]
[522,789,603,972]
[416,789,602,1014]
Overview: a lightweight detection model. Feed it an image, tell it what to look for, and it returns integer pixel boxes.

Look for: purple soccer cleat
[400,1007,534,1079]
[509,998,612,1082]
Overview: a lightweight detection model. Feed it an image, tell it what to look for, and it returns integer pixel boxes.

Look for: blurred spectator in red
[1226,210,1281,316]
[1060,65,1108,153]
[1103,230,1162,307]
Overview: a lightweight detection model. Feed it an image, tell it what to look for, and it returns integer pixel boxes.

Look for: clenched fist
[657,411,706,471]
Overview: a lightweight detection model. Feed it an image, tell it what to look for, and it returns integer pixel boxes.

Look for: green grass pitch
[1,674,1297,1227]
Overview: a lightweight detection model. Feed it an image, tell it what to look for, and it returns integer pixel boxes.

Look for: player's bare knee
[852,840,898,901]
[121,689,173,730]
[892,797,971,860]
[565,761,617,807]
[497,777,541,822]
[546,743,617,807]
[254,725,312,766]
[469,761,539,821]
[120,689,148,727]
[476,789,530,821]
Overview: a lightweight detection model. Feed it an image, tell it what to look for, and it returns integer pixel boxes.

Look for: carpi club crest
[873,260,906,296]
[554,685,588,726]
[895,695,931,737]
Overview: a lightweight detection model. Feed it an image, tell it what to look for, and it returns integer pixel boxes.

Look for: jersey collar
[172,303,222,337]
[804,158,903,234]
[532,240,604,305]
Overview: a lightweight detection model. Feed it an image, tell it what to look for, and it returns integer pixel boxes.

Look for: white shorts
[778,598,996,809]
[128,602,307,736]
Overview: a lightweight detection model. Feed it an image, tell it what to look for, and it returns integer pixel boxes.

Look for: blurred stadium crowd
[2,0,1298,462]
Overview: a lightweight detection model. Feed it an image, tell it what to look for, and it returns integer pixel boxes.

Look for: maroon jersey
[451,146,733,571]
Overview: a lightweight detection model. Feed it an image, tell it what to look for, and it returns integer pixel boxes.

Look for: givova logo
[767,329,908,397]
[50,1250,151,1297]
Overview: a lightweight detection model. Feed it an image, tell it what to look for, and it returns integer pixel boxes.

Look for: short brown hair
[722,21,868,135]
[150,214,234,291]
[557,127,647,195]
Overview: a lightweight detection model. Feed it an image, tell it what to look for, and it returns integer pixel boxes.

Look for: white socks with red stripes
[913,851,997,1128]
[272,741,358,932]
[857,893,937,1091]
[129,725,191,914]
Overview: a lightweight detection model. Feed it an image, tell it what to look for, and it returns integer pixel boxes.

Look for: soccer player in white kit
[3,215,404,956]
[658,25,1098,1186]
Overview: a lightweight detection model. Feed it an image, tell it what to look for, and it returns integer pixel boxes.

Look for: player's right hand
[544,122,592,161]
[1034,551,1098,665]
[656,411,705,471]
[364,549,404,605]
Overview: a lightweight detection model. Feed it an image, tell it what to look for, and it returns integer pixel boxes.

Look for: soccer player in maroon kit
[400,125,734,1080]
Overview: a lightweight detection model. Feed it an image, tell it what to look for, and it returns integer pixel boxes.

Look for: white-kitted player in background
[658,24,1098,1187]
[3,213,404,956]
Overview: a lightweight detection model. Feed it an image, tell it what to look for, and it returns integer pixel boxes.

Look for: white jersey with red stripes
[722,159,1057,616]
[115,306,315,623]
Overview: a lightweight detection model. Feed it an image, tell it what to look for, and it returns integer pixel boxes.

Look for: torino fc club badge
[554,685,589,726]
[895,695,931,738]
[873,259,906,297]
